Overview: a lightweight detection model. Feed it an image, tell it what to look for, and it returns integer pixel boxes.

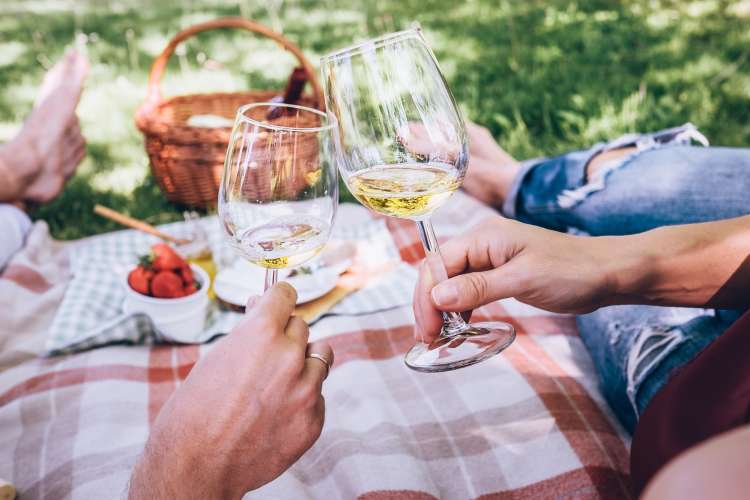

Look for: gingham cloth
[45,205,417,355]
[0,191,632,499]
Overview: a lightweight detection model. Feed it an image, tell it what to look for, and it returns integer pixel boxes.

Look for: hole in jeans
[625,325,686,419]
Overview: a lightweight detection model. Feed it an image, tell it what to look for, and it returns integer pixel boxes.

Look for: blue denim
[503,126,750,433]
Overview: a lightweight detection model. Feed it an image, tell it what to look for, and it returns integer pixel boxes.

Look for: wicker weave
[135,18,323,208]
[232,106,324,202]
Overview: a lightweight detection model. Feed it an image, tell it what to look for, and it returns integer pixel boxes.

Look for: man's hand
[413,216,625,341]
[129,283,334,499]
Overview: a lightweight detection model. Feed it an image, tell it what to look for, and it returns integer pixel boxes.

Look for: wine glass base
[404,321,515,373]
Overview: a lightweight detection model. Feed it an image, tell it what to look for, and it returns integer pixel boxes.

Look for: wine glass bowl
[219,103,338,289]
[322,29,515,372]
[323,30,468,221]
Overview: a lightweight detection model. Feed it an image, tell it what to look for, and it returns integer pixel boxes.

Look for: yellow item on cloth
[187,251,217,299]
[0,479,16,500]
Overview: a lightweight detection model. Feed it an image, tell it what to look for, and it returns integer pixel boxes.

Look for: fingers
[246,282,298,333]
[245,295,260,310]
[413,219,523,341]
[413,221,500,342]
[430,265,521,312]
[413,261,443,343]
[302,341,333,392]
[285,316,310,347]
[438,228,494,278]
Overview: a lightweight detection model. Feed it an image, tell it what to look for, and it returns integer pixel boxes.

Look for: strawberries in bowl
[127,243,200,299]
[123,243,210,344]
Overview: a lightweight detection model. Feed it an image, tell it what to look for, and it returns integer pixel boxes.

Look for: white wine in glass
[348,163,461,218]
[219,103,338,291]
[322,28,515,372]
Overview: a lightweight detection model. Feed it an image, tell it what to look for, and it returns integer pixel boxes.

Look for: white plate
[214,259,339,307]
[287,269,339,303]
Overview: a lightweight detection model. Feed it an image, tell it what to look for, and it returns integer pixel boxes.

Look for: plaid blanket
[46,205,417,354]
[0,191,632,499]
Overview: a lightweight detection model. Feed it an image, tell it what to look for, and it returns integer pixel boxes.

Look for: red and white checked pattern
[0,192,632,499]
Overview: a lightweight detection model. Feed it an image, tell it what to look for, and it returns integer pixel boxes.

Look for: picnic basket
[135,17,323,208]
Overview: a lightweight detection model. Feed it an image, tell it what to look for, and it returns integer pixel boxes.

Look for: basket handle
[143,17,323,110]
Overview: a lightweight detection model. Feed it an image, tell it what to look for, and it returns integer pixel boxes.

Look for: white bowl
[123,264,210,343]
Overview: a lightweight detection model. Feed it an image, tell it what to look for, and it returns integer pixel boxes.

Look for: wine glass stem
[264,268,279,292]
[415,219,467,336]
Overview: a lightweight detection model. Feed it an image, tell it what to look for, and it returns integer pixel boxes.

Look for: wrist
[598,233,660,306]
[130,433,237,499]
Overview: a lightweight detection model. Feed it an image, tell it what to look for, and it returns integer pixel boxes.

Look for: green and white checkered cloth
[46,208,416,355]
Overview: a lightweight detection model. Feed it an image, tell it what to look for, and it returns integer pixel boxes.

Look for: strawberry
[151,243,185,271]
[128,267,153,295]
[179,264,194,285]
[183,282,198,296]
[151,270,185,299]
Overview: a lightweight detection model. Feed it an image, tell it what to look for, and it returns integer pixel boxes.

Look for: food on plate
[127,243,200,299]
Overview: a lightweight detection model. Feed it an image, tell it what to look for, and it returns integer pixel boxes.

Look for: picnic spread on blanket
[0,18,633,500]
[0,192,631,498]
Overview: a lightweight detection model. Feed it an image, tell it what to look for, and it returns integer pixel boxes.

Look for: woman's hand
[414,214,750,342]
[413,216,627,342]
[129,283,334,499]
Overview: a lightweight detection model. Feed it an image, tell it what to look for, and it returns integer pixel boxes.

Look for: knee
[641,426,750,500]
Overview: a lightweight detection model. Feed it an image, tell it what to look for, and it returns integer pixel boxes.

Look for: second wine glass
[321,28,515,372]
[218,103,338,291]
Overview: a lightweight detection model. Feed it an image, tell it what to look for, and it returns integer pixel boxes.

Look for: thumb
[430,266,519,312]
[245,294,261,311]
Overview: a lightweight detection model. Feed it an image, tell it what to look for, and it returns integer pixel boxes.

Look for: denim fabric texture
[502,125,750,432]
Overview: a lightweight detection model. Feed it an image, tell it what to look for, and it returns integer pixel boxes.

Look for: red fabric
[630,310,750,494]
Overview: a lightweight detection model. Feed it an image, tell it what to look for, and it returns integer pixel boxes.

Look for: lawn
[1,0,749,239]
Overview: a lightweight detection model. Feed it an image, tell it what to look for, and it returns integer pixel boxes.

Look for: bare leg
[642,424,750,500]
[0,50,88,204]
[462,121,521,207]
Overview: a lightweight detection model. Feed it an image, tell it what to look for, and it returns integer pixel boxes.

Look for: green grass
[1,0,749,239]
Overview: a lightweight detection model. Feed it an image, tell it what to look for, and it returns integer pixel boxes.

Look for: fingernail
[245,295,260,310]
[276,281,297,299]
[431,283,458,306]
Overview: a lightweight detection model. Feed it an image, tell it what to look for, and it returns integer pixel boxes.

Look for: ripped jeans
[503,124,750,433]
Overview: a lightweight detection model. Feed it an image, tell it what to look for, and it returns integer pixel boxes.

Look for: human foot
[463,121,521,208]
[0,50,88,203]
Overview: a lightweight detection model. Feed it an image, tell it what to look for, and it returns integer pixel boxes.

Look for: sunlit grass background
[2,0,749,239]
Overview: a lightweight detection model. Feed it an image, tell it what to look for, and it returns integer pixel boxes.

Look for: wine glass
[321,28,515,372]
[219,103,338,292]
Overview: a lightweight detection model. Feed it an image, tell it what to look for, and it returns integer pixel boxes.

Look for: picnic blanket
[0,191,632,499]
[0,222,71,371]
[45,205,416,355]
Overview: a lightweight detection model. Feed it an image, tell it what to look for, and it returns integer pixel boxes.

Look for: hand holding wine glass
[321,28,515,372]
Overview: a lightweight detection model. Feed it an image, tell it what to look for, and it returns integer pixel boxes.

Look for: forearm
[607,216,750,309]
